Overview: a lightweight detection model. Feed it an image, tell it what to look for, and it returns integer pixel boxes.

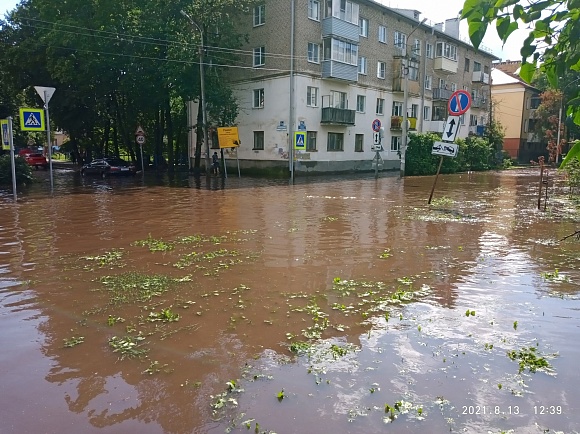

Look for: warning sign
[294,131,306,150]
[19,108,45,131]
[217,127,240,149]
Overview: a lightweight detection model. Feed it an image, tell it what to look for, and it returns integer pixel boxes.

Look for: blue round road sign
[372,119,381,132]
[448,90,472,116]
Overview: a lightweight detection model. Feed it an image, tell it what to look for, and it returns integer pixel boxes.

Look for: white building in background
[204,0,497,173]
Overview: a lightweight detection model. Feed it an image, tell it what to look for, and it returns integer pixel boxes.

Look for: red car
[24,153,49,169]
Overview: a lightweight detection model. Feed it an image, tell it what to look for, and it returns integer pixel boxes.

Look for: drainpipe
[289,0,295,182]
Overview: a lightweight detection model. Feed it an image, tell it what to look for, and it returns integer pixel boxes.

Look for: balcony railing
[390,116,417,130]
[472,71,490,84]
[432,87,454,100]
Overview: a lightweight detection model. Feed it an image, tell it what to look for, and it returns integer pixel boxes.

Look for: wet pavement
[1,167,579,433]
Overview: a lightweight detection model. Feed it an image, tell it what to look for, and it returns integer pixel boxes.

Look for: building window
[473,61,481,72]
[356,95,365,113]
[392,101,403,117]
[327,132,344,151]
[308,0,320,21]
[355,134,364,152]
[408,60,419,81]
[464,58,470,72]
[307,131,317,151]
[330,90,347,109]
[359,17,368,37]
[469,114,478,126]
[412,39,421,56]
[378,25,387,43]
[426,42,433,59]
[253,89,264,108]
[484,65,490,74]
[459,114,465,125]
[376,98,385,115]
[377,61,386,79]
[423,105,431,121]
[307,86,318,107]
[326,0,359,24]
[307,42,320,63]
[323,38,358,65]
[424,75,432,90]
[253,4,265,26]
[391,136,401,152]
[433,105,446,121]
[253,131,264,150]
[450,82,457,92]
[253,47,265,67]
[436,42,457,61]
[358,56,367,74]
[411,104,418,118]
[394,31,406,50]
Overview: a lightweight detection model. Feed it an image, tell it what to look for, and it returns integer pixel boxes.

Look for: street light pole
[400,18,427,178]
[181,10,211,175]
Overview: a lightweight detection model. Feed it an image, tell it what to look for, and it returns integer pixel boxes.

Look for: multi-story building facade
[491,64,543,162]
[222,0,497,172]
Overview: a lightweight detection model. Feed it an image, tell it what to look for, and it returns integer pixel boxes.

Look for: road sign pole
[140,143,145,176]
[8,117,17,201]
[375,150,380,179]
[428,156,444,204]
[44,91,54,192]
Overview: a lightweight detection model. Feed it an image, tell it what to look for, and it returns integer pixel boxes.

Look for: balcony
[322,60,358,82]
[472,71,490,84]
[321,96,355,125]
[322,16,359,42]
[390,116,417,130]
[432,87,454,101]
[434,56,458,74]
[424,120,446,133]
[470,97,487,109]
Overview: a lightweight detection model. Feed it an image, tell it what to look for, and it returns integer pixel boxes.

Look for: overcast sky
[1,0,526,62]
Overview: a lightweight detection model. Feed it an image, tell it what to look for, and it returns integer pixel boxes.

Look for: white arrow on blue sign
[443,116,460,142]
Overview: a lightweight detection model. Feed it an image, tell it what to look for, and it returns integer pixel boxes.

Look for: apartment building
[491,64,542,162]
[225,0,497,172]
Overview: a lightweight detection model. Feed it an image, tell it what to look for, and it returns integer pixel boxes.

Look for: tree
[461,0,580,167]
[531,89,564,163]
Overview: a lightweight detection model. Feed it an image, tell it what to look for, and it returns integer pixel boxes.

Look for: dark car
[24,153,49,169]
[81,158,136,178]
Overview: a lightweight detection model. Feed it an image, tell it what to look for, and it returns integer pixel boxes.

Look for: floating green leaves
[108,335,148,360]
[63,336,84,347]
[506,346,552,374]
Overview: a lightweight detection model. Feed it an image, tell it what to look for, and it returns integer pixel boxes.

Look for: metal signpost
[371,119,383,179]
[35,86,56,192]
[135,126,146,176]
[2,118,16,200]
[429,91,471,204]
[217,127,241,178]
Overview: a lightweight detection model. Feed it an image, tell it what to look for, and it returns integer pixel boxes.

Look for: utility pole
[181,10,211,175]
[400,18,427,178]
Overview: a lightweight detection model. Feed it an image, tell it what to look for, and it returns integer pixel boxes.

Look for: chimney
[444,18,460,39]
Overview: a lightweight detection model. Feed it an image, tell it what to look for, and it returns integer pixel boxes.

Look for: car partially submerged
[24,153,48,169]
[81,158,136,177]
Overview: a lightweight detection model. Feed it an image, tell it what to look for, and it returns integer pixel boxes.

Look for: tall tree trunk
[165,95,174,171]
[195,99,202,169]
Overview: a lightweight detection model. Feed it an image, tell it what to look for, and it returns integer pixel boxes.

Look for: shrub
[0,154,34,186]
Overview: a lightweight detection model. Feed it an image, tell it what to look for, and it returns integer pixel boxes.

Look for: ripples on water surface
[1,168,580,433]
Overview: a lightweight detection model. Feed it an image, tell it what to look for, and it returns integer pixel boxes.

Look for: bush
[0,154,34,186]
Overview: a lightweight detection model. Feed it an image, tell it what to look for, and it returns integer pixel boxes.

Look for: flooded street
[1,168,580,433]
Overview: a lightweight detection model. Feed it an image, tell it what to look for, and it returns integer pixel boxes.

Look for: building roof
[491,68,540,92]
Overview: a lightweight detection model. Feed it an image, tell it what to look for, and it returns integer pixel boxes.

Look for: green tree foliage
[460,0,580,168]
[405,133,498,176]
[0,154,33,185]
[0,0,257,169]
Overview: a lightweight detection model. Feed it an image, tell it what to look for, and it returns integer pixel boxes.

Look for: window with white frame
[424,75,432,90]
[376,98,385,115]
[439,78,446,89]
[391,136,401,152]
[436,42,457,61]
[253,4,265,26]
[408,61,419,81]
[307,131,317,151]
[253,131,264,150]
[355,134,364,152]
[253,47,265,67]
[411,104,418,118]
[253,89,264,108]
[392,101,403,116]
[331,90,347,109]
[356,95,365,113]
[473,61,481,72]
[359,17,368,37]
[469,114,478,126]
[358,56,367,74]
[377,61,386,79]
[323,38,358,65]
[378,25,387,43]
[423,106,431,121]
[450,82,457,92]
[327,132,344,151]
[308,0,320,21]
[394,31,406,50]
[326,0,359,24]
[307,42,320,63]
[307,86,318,107]
[433,105,446,121]
[459,114,465,125]
[412,39,421,56]
[426,42,433,58]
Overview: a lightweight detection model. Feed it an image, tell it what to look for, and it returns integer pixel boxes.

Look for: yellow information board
[1,120,9,150]
[217,127,240,149]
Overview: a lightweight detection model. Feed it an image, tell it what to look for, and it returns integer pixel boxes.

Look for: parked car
[24,153,48,169]
[81,158,136,177]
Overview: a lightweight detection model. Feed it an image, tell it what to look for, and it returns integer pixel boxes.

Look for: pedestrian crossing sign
[19,108,45,131]
[294,131,306,150]
[1,119,9,150]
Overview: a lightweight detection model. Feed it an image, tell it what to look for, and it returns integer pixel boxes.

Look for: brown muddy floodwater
[1,167,580,434]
